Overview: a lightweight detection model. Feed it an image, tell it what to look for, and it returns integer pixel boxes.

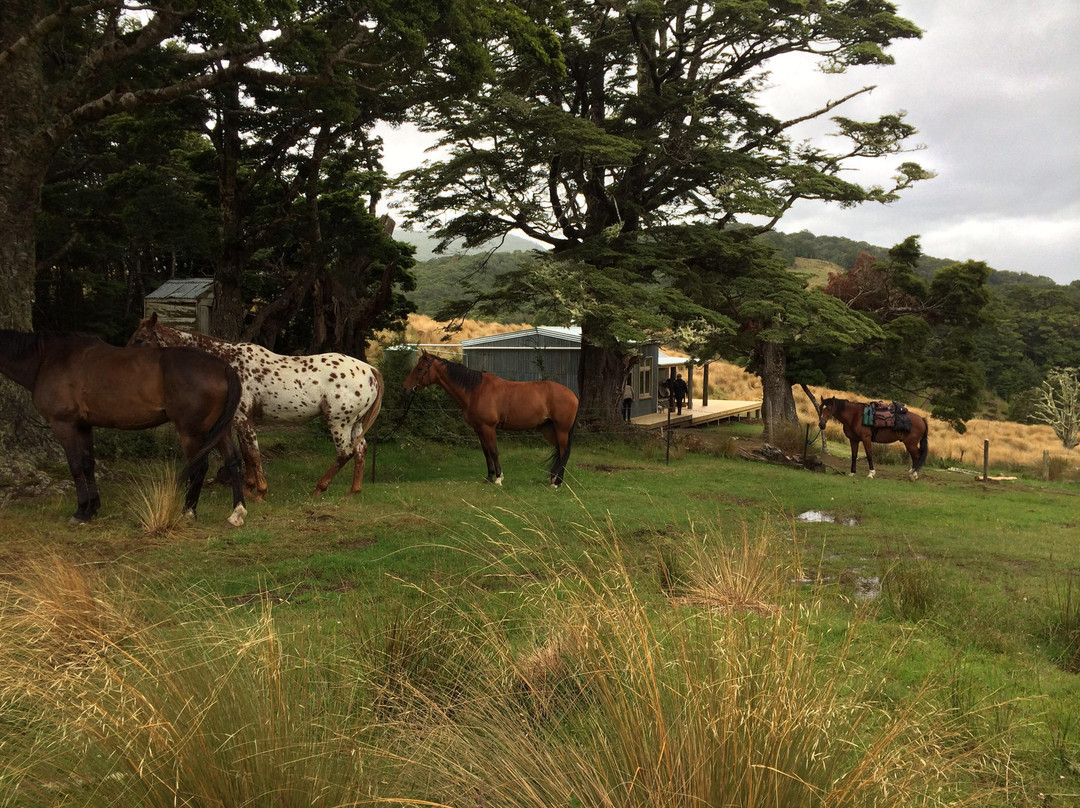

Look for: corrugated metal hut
[461,326,581,392]
[143,278,215,333]
[460,326,678,419]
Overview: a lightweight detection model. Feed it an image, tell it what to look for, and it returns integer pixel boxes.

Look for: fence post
[982,439,989,482]
[370,426,378,483]
[665,405,672,464]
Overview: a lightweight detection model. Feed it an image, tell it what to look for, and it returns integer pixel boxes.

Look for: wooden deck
[631,398,761,429]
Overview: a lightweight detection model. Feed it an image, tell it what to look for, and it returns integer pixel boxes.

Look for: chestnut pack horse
[818,396,929,480]
[0,330,247,525]
[128,313,383,500]
[402,349,578,486]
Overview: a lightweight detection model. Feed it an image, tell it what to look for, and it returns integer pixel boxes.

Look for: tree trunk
[577,318,629,426]
[0,6,58,457]
[210,85,246,340]
[758,340,798,443]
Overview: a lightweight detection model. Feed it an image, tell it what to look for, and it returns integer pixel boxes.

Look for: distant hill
[399,228,1068,318]
[395,230,547,263]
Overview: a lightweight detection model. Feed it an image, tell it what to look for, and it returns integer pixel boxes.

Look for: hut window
[636,358,653,399]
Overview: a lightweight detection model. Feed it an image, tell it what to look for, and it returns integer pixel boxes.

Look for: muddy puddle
[795,510,859,526]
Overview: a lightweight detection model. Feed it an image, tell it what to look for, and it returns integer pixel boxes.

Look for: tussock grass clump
[0,560,385,808]
[1042,571,1080,673]
[670,520,795,615]
[123,463,187,537]
[881,554,939,622]
[394,513,993,808]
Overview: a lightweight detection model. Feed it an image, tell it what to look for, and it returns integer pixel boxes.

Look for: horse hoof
[494,475,504,486]
[909,471,919,481]
[867,470,876,479]
[183,509,196,521]
[68,516,90,527]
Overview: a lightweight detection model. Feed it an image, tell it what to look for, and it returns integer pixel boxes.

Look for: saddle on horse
[862,401,913,433]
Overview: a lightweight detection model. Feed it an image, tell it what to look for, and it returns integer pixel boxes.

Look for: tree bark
[758,340,798,443]
[0,3,57,456]
[209,84,246,340]
[577,318,629,426]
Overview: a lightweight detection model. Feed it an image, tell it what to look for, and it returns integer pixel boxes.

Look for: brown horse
[818,396,929,480]
[0,330,247,525]
[402,349,578,486]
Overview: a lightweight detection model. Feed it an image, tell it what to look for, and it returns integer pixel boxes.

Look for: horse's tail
[916,417,929,471]
[361,366,385,436]
[180,364,242,485]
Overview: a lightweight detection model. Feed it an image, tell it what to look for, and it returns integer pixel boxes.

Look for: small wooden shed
[143,278,215,333]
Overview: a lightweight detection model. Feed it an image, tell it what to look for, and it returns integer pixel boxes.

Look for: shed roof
[461,326,581,347]
[658,350,689,368]
[146,278,215,300]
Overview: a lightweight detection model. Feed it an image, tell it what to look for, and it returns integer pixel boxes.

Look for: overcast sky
[381,1,1080,283]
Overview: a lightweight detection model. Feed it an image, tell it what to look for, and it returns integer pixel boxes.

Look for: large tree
[0,0,496,455]
[403,0,930,424]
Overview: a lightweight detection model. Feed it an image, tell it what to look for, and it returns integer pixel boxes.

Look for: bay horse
[128,313,383,500]
[402,349,578,486]
[0,330,247,525]
[818,396,929,480]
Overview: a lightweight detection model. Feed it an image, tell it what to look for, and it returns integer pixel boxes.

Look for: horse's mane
[0,330,45,362]
[439,357,484,392]
[0,330,102,361]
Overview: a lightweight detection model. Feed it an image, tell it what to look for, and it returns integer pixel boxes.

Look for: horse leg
[313,417,357,495]
[343,417,370,494]
[51,422,98,523]
[217,434,247,526]
[862,437,876,478]
[476,425,502,485]
[848,438,859,476]
[905,436,920,480]
[175,432,211,519]
[235,415,266,502]
[539,421,567,487]
[348,434,367,494]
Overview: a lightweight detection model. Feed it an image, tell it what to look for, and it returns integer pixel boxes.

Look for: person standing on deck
[671,373,688,415]
[622,379,634,422]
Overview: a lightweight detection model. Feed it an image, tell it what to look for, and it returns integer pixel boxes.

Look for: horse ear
[149,312,158,326]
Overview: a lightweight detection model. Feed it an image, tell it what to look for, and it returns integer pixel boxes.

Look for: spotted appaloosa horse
[128,314,383,500]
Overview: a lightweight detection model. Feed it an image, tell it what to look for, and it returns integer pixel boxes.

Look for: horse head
[127,311,164,347]
[818,397,837,431]
[402,349,437,393]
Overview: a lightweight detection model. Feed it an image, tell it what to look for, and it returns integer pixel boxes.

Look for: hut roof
[460,326,581,347]
[146,278,215,301]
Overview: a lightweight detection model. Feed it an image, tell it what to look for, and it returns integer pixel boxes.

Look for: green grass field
[1,424,1078,806]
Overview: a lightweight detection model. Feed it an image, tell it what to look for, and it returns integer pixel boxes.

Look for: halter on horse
[128,313,383,500]
[0,329,247,525]
[818,396,929,480]
[403,349,578,486]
